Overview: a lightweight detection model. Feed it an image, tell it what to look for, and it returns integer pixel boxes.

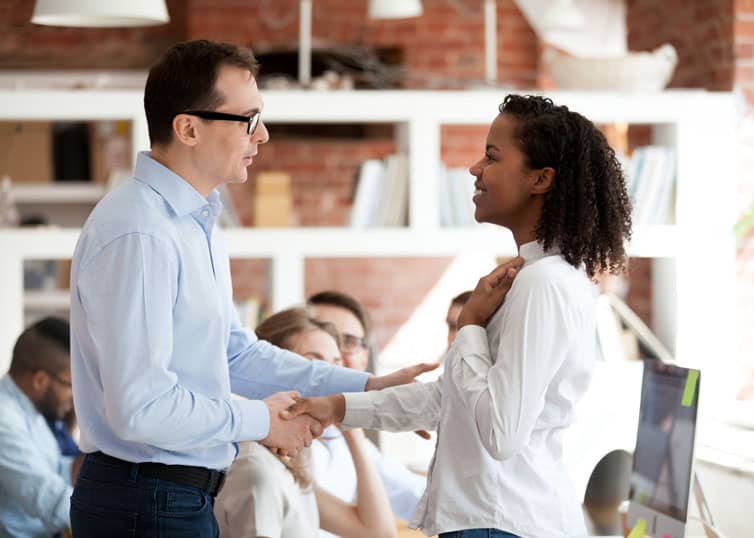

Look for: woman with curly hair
[285,94,633,538]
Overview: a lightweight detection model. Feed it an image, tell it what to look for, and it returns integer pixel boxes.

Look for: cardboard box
[0,121,53,182]
[254,172,292,227]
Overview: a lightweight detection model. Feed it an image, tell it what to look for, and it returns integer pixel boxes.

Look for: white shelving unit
[0,88,737,377]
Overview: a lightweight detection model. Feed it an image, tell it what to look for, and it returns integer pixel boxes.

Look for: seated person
[0,317,83,538]
[307,291,427,524]
[214,308,396,538]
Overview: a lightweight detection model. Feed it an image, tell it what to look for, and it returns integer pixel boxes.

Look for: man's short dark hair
[9,317,70,376]
[450,290,473,308]
[144,40,260,146]
[307,290,372,337]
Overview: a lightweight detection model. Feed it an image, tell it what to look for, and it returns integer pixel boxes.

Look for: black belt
[89,451,226,497]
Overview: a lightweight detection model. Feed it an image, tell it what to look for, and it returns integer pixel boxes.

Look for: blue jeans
[70,454,218,537]
[440,530,521,538]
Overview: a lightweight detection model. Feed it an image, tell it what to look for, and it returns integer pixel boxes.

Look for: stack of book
[438,166,477,227]
[626,145,676,226]
[350,154,409,227]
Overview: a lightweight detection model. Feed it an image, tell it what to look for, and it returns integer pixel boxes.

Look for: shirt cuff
[454,325,493,376]
[233,398,271,441]
[60,455,74,486]
[326,367,370,395]
[342,391,378,429]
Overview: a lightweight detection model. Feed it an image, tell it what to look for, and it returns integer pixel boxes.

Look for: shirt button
[202,210,209,217]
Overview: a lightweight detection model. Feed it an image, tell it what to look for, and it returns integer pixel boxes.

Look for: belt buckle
[215,471,226,496]
[207,470,226,497]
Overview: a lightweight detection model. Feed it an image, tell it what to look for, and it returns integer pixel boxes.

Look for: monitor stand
[619,472,728,538]
[693,473,727,538]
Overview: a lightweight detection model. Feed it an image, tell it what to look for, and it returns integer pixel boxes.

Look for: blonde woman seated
[214,308,396,538]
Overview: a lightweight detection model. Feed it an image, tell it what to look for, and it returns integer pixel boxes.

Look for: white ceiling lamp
[540,0,585,31]
[368,0,423,19]
[32,0,170,27]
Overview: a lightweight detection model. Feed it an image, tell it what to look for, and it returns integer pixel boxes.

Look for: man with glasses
[68,40,433,536]
[0,317,83,538]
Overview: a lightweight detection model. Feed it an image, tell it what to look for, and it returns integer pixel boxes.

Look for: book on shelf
[350,154,409,227]
[626,145,676,227]
[439,165,477,227]
[235,296,266,331]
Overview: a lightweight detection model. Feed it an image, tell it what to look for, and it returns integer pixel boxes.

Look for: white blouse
[343,241,599,537]
[214,442,319,538]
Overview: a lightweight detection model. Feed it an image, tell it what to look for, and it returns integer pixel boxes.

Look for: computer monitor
[627,360,700,538]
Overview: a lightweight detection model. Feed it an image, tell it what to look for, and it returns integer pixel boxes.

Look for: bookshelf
[0,88,737,380]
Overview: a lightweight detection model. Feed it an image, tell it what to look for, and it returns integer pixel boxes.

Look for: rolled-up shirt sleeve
[448,282,571,461]
[343,380,442,432]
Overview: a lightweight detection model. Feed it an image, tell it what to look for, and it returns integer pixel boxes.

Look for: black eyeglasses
[338,333,368,351]
[182,110,261,136]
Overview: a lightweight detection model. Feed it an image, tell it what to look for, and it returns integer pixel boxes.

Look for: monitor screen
[629,361,699,522]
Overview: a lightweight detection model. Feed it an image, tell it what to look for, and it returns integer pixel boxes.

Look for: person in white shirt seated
[284,93,634,538]
[307,290,427,526]
[214,308,397,538]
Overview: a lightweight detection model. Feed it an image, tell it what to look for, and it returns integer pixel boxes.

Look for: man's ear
[531,167,555,194]
[172,114,200,147]
[30,370,49,393]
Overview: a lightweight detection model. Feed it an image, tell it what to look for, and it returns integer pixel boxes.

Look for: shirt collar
[0,375,38,417]
[519,240,561,266]
[133,151,213,218]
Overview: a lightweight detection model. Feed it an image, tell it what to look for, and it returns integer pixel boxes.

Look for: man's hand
[281,394,346,428]
[457,256,524,329]
[260,390,323,457]
[364,362,439,392]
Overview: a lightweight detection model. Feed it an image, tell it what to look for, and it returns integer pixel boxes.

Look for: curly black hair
[499,94,632,277]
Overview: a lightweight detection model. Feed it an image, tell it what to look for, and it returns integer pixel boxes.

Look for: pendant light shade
[540,0,584,31]
[32,0,170,27]
[368,0,423,19]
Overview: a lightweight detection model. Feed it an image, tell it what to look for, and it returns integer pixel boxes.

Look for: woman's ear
[532,167,555,194]
[172,114,200,147]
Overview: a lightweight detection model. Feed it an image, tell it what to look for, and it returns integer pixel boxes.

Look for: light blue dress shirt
[0,375,73,538]
[70,152,368,470]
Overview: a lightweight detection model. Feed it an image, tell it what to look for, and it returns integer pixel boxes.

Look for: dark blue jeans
[440,530,521,538]
[70,454,218,537]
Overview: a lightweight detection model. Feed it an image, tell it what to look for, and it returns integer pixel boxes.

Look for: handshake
[259,361,438,456]
[260,391,344,457]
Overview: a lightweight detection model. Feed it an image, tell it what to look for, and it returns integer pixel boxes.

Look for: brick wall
[305,257,453,349]
[626,0,734,90]
[187,0,539,88]
[0,0,187,68]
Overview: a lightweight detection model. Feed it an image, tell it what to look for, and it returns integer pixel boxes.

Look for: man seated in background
[0,317,83,538]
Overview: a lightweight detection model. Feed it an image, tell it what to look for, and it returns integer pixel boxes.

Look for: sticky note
[682,369,699,407]
[627,517,647,538]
